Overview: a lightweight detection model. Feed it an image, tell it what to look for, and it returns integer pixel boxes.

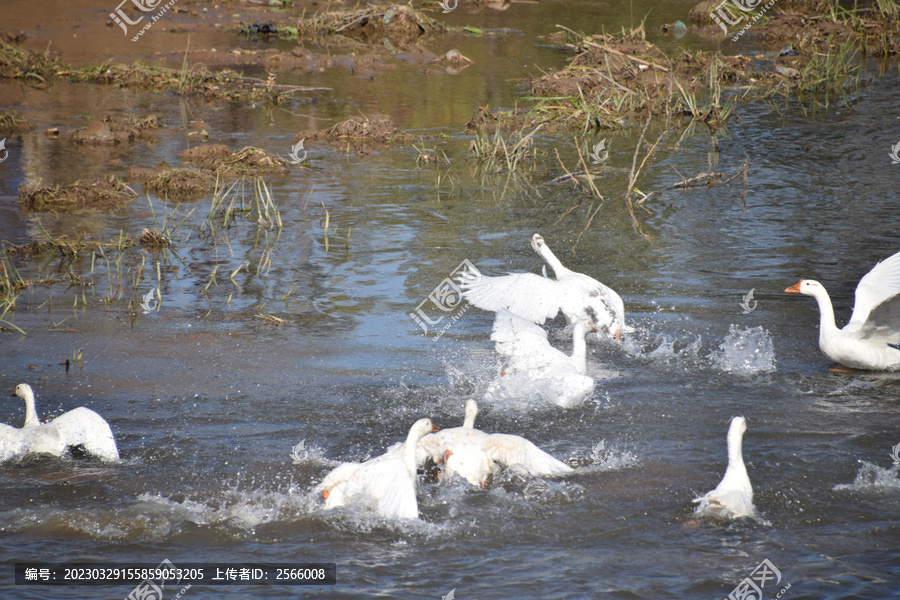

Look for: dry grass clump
[299,5,444,48]
[0,111,33,136]
[142,168,216,201]
[18,176,137,212]
[0,40,61,86]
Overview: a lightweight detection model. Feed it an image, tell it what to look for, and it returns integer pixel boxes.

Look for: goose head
[573,318,598,338]
[12,383,32,400]
[409,418,439,440]
[785,279,826,298]
[530,233,566,276]
[727,416,747,447]
[12,383,41,428]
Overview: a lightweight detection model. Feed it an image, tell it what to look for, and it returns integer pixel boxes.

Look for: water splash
[710,325,776,375]
[833,461,900,492]
[522,479,585,504]
[135,489,317,529]
[624,329,705,369]
[587,439,640,471]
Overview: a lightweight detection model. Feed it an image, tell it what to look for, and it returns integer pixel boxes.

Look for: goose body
[417,400,573,486]
[459,233,627,339]
[786,250,900,371]
[693,416,754,519]
[1,384,119,462]
[316,418,437,520]
[490,309,595,408]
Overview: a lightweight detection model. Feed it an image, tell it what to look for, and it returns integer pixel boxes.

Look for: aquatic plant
[470,123,540,173]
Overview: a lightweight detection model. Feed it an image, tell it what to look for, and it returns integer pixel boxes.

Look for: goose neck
[536,243,567,278]
[810,286,839,338]
[571,326,588,372]
[23,392,41,428]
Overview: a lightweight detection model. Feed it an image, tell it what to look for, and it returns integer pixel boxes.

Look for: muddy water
[1,0,900,599]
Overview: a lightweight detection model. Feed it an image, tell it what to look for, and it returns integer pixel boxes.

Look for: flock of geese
[309,235,900,521]
[3,234,899,524]
[314,399,574,520]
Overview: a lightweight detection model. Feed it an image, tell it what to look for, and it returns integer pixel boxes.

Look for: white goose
[459,233,628,340]
[418,399,573,486]
[693,416,754,520]
[0,384,119,462]
[490,309,595,408]
[785,250,900,371]
[316,418,437,520]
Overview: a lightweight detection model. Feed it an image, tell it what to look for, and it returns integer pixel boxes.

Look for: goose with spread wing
[459,234,627,340]
[489,309,596,408]
[0,384,119,462]
[785,250,900,371]
[693,416,754,520]
[315,418,437,520]
[418,399,573,487]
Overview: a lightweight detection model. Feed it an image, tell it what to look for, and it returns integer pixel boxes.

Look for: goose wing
[490,310,569,371]
[482,433,573,476]
[459,265,564,325]
[344,457,418,520]
[316,461,362,506]
[0,424,25,461]
[48,407,119,461]
[848,250,900,329]
[856,292,900,343]
[693,488,754,519]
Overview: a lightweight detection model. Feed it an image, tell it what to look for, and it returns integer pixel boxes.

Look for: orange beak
[785,281,802,294]
[432,424,439,433]
[322,490,329,499]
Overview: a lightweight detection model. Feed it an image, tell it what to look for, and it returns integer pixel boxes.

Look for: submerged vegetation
[501,12,875,134]
[470,123,540,174]
[0,40,319,104]
[1,177,294,334]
